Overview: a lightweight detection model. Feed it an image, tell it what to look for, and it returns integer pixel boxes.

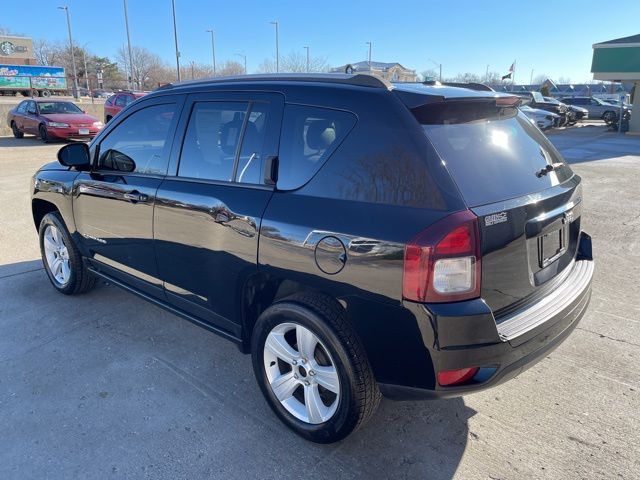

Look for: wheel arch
[239,273,346,353]
[32,199,60,231]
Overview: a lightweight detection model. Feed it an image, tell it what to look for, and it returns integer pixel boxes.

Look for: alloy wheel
[43,225,71,285]
[263,322,341,424]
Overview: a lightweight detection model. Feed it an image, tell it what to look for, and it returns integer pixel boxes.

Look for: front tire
[39,212,96,295]
[11,121,23,138]
[603,111,616,125]
[251,293,380,443]
[39,124,51,143]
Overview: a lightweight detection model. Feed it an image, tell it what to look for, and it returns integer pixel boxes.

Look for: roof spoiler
[394,90,522,109]
[154,73,391,91]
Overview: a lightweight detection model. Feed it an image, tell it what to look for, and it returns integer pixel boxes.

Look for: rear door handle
[123,191,149,203]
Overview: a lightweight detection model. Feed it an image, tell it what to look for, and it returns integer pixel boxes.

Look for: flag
[501,62,515,81]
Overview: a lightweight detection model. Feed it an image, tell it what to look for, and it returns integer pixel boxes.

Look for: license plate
[538,227,566,268]
[78,128,90,135]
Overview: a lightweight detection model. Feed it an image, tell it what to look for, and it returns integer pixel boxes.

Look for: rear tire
[251,293,380,443]
[39,212,96,295]
[11,122,23,138]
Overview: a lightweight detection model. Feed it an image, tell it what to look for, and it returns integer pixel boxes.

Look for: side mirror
[57,143,91,169]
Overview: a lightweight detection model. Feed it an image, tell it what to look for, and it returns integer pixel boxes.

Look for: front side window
[97,103,177,175]
[277,105,356,190]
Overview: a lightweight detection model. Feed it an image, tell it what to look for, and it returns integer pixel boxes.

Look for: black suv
[31,74,594,443]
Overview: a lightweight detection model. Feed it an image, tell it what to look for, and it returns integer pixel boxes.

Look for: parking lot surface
[1,129,639,479]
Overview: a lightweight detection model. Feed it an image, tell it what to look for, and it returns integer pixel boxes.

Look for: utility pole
[235,53,246,74]
[171,0,181,81]
[428,58,442,82]
[303,46,309,73]
[190,60,195,79]
[58,6,79,99]
[530,69,534,86]
[123,0,135,89]
[486,64,490,83]
[270,21,279,72]
[206,29,216,76]
[366,41,372,72]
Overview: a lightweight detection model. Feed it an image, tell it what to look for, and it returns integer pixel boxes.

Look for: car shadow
[0,136,77,147]
[0,259,473,479]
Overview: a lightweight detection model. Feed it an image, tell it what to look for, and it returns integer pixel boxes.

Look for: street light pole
[206,29,216,76]
[303,46,309,73]
[428,58,442,82]
[171,0,181,81]
[58,6,79,99]
[366,41,372,72]
[235,53,247,75]
[270,21,279,72]
[123,0,135,89]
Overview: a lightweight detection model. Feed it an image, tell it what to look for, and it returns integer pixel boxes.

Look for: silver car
[560,96,626,124]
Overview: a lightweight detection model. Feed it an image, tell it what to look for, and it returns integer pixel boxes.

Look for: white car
[520,105,560,130]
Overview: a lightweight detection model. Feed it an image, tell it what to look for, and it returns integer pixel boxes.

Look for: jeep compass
[31,73,594,443]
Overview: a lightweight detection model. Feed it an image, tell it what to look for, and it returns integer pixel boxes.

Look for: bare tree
[446,72,482,83]
[217,60,245,76]
[258,51,328,73]
[33,39,62,66]
[0,26,23,36]
[116,45,165,90]
[421,69,438,81]
[532,74,549,85]
[557,76,572,84]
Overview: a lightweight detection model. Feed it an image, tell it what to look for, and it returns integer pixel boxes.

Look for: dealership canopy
[592,33,640,133]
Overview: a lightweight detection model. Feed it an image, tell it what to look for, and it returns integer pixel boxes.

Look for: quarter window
[277,104,356,190]
[97,103,177,175]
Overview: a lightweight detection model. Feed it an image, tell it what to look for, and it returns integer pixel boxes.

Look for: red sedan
[104,91,147,122]
[7,99,104,142]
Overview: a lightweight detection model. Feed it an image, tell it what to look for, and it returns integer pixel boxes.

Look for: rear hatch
[410,95,582,315]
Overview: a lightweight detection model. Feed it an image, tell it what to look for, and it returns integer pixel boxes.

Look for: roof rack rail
[155,73,391,91]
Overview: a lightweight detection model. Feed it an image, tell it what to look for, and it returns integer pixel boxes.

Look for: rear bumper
[380,237,594,401]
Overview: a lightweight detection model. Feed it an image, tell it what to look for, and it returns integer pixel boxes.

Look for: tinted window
[417,103,572,207]
[97,103,177,175]
[277,105,356,190]
[115,95,128,107]
[105,95,114,106]
[236,102,271,184]
[178,102,248,181]
[16,101,27,113]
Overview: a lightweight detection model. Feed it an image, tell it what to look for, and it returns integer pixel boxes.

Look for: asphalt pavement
[0,128,639,479]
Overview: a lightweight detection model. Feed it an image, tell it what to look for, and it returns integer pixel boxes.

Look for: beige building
[331,61,417,82]
[0,35,36,65]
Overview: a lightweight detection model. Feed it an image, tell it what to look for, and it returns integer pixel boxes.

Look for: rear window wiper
[535,162,564,177]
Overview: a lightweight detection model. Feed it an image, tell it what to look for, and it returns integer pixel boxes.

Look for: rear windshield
[415,102,573,207]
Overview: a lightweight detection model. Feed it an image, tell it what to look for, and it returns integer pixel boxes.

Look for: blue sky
[3,0,640,82]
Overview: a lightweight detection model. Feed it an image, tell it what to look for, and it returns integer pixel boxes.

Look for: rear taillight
[403,210,481,303]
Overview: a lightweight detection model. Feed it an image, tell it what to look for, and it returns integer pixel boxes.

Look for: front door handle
[123,191,149,203]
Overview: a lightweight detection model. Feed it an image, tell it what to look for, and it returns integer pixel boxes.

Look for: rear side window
[16,101,27,113]
[416,102,573,207]
[277,105,356,190]
[97,103,177,175]
[115,95,128,107]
